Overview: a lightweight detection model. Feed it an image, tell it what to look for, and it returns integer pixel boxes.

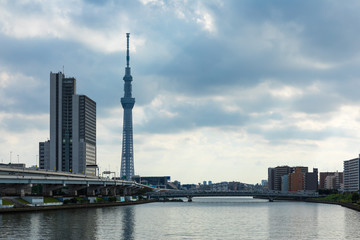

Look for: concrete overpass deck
[0,167,151,197]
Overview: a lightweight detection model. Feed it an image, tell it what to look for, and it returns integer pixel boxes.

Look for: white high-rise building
[344,156,360,192]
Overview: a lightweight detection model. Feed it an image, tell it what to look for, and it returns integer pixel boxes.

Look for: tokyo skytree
[120,33,135,180]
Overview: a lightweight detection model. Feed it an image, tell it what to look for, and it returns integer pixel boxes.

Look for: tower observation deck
[120,33,135,180]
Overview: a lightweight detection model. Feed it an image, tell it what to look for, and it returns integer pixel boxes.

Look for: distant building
[334,171,343,190]
[261,179,268,187]
[281,175,289,192]
[210,182,228,191]
[268,168,275,190]
[268,165,317,192]
[320,171,343,190]
[271,166,292,191]
[289,168,305,192]
[320,172,334,189]
[172,180,181,189]
[305,168,318,191]
[292,166,308,175]
[228,181,244,191]
[344,157,360,192]
[132,176,170,189]
[181,184,196,190]
[325,175,336,189]
[39,140,50,170]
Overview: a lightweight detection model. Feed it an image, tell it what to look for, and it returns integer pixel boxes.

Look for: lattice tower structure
[120,33,135,180]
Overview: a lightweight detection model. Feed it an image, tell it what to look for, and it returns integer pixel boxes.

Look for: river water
[1,197,360,240]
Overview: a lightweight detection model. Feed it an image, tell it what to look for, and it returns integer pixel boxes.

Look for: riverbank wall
[305,199,360,212]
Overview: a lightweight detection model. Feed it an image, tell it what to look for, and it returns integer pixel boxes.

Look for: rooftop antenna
[63,65,65,75]
[126,33,130,67]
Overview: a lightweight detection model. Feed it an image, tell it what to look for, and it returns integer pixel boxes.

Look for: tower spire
[126,33,130,68]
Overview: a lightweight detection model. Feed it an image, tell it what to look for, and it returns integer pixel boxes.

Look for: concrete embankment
[305,199,360,212]
[0,199,158,214]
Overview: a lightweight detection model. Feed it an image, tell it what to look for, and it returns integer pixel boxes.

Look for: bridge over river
[147,190,322,201]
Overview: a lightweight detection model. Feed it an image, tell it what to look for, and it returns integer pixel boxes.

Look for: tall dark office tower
[50,72,76,172]
[120,33,135,180]
[46,72,97,174]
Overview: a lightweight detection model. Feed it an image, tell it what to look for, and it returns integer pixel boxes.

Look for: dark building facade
[305,168,318,191]
[268,165,318,191]
[39,140,50,170]
[268,168,275,190]
[49,72,76,172]
[72,95,97,175]
[274,166,292,191]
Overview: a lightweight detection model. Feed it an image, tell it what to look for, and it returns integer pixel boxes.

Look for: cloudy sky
[1,0,360,184]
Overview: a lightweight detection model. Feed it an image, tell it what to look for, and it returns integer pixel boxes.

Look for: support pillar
[43,184,64,197]
[67,185,87,196]
[17,188,25,197]
[101,188,109,196]
[86,186,97,196]
[109,186,117,196]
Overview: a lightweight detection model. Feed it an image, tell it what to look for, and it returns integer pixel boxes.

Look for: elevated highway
[0,167,150,197]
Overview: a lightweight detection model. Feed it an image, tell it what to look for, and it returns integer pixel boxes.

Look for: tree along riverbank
[0,199,158,214]
[306,193,360,212]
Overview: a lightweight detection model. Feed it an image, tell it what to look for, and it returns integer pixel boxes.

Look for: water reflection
[1,200,360,239]
[267,202,320,240]
[92,205,135,239]
[121,206,134,240]
[344,208,360,239]
[43,209,98,240]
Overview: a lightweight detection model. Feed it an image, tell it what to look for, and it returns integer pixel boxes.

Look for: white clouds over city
[1,0,360,183]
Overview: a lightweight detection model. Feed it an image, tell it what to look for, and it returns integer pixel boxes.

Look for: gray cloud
[137,102,249,134]
[247,125,349,145]
[1,0,360,181]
